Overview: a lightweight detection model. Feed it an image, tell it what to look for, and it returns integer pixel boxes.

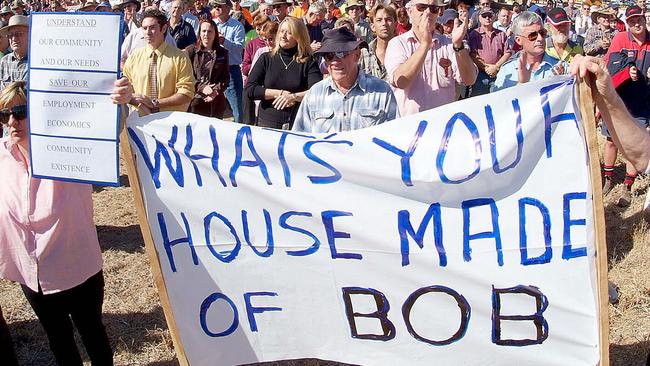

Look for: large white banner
[127,76,601,366]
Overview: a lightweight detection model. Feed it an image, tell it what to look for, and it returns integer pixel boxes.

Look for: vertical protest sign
[28,12,122,186]
[122,76,608,365]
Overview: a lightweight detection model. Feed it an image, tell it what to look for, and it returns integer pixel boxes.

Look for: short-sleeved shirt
[292,70,399,133]
[123,41,196,111]
[467,26,510,65]
[0,51,27,89]
[385,31,475,116]
[0,138,103,294]
[492,51,559,91]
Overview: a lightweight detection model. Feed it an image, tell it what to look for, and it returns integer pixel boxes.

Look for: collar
[627,30,650,45]
[11,51,27,62]
[477,26,496,34]
[148,41,168,56]
[404,29,441,45]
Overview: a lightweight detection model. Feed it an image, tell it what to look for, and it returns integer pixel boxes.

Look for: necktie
[148,52,159,100]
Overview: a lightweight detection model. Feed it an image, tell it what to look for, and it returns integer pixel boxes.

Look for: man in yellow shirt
[123,8,195,114]
[545,7,584,65]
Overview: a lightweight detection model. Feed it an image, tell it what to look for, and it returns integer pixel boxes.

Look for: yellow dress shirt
[123,41,196,112]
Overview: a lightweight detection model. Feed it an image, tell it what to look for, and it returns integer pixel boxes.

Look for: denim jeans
[225,65,244,123]
[471,70,496,97]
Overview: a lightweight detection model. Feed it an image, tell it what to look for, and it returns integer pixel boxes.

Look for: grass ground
[1,139,649,366]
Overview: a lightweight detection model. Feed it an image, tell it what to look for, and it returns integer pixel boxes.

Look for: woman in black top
[244,17,322,129]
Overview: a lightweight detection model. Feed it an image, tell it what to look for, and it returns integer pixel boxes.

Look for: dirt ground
[1,149,649,366]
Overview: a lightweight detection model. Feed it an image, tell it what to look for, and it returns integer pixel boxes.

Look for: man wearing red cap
[602,5,650,206]
[545,7,583,64]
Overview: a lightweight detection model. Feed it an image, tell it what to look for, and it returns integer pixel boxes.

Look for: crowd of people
[0,0,650,364]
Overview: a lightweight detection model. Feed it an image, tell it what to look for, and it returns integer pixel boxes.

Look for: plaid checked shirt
[0,52,28,90]
[292,70,399,133]
[359,39,388,81]
[583,26,617,56]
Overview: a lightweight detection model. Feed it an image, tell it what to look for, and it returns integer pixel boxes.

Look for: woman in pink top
[0,81,112,365]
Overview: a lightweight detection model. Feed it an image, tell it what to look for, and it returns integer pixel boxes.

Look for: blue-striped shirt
[292,70,400,133]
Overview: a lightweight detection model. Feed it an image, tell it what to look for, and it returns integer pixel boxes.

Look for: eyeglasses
[0,104,27,124]
[481,13,493,18]
[414,3,441,12]
[324,50,353,61]
[7,31,25,39]
[520,28,547,41]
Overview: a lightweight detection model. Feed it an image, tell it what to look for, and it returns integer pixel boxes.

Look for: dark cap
[478,7,494,17]
[546,7,570,25]
[625,5,644,19]
[437,8,458,24]
[316,27,363,54]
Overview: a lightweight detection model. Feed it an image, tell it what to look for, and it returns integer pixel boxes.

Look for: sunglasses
[481,12,493,18]
[520,28,547,41]
[414,3,441,12]
[0,104,27,124]
[324,50,353,61]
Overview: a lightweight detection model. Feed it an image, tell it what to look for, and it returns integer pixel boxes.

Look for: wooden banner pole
[118,106,190,366]
[576,76,610,366]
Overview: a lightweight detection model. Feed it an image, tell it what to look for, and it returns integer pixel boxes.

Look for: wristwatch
[453,44,465,52]
[151,98,160,113]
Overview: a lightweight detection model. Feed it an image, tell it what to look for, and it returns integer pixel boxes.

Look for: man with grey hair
[304,2,326,52]
[492,11,562,91]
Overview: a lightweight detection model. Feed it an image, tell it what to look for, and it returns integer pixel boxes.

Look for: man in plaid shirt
[0,15,28,90]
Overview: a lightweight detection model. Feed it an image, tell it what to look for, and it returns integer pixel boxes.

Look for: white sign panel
[28,12,122,186]
[127,77,601,366]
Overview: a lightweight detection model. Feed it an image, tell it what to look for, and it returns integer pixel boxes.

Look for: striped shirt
[292,70,399,133]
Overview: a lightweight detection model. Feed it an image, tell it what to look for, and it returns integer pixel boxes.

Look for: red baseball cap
[547,7,571,26]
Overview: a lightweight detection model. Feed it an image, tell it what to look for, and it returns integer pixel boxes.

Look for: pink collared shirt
[385,31,468,117]
[0,138,102,294]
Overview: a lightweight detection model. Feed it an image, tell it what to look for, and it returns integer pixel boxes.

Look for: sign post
[28,12,122,185]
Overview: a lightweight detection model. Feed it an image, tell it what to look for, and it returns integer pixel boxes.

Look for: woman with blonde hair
[244,16,322,128]
[0,81,113,365]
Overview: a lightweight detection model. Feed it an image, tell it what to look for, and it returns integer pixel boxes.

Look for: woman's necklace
[279,53,295,70]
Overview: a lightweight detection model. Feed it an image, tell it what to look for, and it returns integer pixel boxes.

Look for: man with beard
[492,11,561,91]
[359,4,396,81]
[545,7,583,64]
[583,7,616,57]
[601,5,650,206]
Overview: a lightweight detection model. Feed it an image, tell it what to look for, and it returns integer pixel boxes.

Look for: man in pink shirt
[0,78,132,365]
[384,0,478,116]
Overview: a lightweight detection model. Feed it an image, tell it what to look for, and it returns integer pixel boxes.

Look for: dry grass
[1,139,649,366]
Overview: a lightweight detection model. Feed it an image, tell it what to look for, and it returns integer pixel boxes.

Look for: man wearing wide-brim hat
[116,0,141,39]
[79,0,100,11]
[344,0,373,44]
[269,0,290,22]
[292,27,399,133]
[582,7,616,56]
[0,5,13,23]
[0,15,28,89]
[11,0,26,15]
